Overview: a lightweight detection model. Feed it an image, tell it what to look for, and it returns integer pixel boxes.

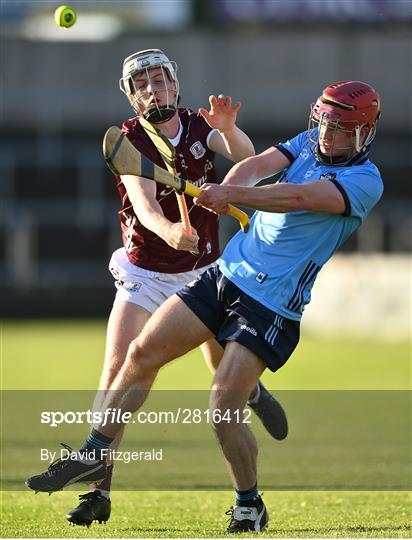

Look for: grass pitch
[1,321,411,538]
[1,491,410,538]
[1,320,410,390]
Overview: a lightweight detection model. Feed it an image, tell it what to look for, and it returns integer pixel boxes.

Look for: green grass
[1,321,410,390]
[1,321,411,537]
[1,491,410,538]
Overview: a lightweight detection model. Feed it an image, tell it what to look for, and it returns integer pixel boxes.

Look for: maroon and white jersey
[113,108,220,273]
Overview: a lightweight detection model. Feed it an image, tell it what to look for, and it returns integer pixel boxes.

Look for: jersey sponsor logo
[320,172,337,181]
[192,175,210,188]
[159,187,174,197]
[190,141,206,159]
[191,161,214,187]
[177,152,189,171]
[256,272,267,283]
[240,324,258,336]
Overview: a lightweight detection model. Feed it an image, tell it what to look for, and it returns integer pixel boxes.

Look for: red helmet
[309,81,381,164]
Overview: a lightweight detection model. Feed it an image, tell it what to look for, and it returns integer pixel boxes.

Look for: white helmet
[119,48,179,123]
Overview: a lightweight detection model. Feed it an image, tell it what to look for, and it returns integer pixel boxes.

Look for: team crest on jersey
[320,172,337,181]
[190,141,206,159]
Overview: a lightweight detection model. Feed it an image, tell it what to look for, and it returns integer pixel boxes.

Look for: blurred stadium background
[1,0,411,340]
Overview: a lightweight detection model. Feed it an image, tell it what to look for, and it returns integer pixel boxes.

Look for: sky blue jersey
[218,130,384,321]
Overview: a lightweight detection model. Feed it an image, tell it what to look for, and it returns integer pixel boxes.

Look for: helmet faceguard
[119,49,179,124]
[308,80,381,165]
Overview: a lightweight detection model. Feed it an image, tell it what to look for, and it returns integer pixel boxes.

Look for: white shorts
[109,248,215,314]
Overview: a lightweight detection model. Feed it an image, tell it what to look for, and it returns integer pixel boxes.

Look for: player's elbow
[245,144,256,158]
[232,147,255,163]
[299,186,346,214]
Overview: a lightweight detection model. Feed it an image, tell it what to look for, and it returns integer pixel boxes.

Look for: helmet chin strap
[316,143,370,166]
[144,105,177,124]
[316,146,350,165]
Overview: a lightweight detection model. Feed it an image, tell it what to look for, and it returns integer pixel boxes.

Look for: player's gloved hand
[198,95,241,133]
[164,222,199,253]
[194,184,230,215]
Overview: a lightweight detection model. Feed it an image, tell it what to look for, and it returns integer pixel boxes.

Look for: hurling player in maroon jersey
[61,49,288,526]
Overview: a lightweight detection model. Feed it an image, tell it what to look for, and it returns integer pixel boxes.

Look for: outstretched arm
[199,94,255,162]
[194,145,345,215]
[197,180,346,215]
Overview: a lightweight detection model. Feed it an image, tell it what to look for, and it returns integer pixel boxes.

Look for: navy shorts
[176,266,300,372]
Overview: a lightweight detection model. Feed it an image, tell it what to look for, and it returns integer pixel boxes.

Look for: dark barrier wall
[1,26,411,317]
[3,27,411,134]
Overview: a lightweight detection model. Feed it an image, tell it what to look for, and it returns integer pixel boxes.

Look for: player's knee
[127,338,156,376]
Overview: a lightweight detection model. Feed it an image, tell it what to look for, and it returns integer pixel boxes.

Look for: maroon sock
[91,464,114,492]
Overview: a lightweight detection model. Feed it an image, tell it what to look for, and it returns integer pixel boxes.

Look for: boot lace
[46,443,74,477]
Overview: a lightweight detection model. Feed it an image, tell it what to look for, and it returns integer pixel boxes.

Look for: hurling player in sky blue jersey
[26,81,383,533]
[217,128,383,321]
[208,84,383,323]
